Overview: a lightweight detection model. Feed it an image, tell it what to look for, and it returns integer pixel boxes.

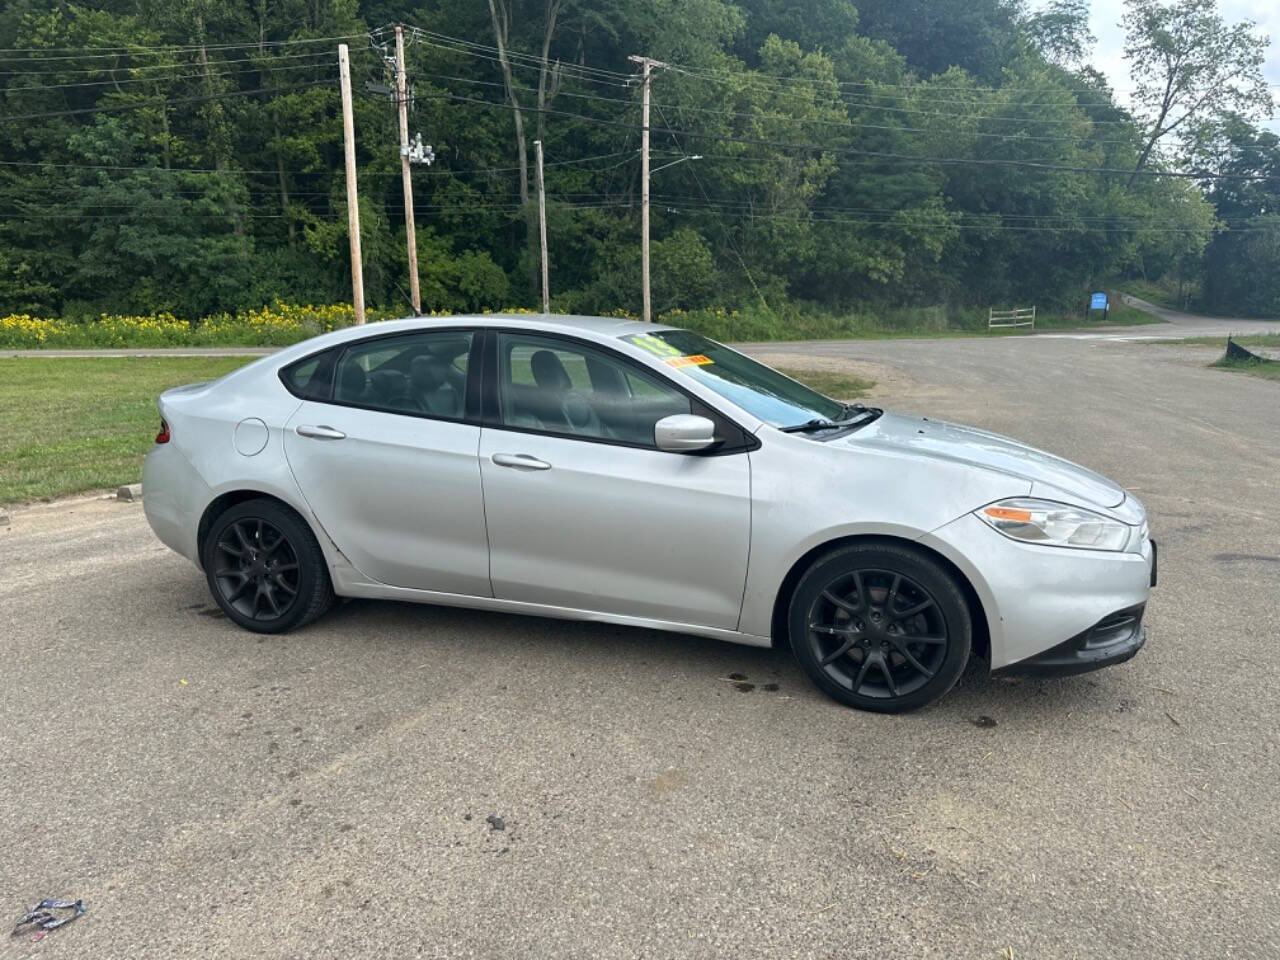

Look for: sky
[1062,0,1280,132]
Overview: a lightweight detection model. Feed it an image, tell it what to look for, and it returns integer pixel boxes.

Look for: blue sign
[1090,292,1108,310]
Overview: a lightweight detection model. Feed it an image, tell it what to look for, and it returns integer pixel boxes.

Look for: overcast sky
[1052,0,1280,132]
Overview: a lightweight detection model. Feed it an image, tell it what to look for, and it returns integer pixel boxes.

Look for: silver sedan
[143,314,1156,712]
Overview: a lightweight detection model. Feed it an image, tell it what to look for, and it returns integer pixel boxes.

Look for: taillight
[155,419,170,444]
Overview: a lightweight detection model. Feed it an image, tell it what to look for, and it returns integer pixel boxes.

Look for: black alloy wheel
[213,517,300,622]
[202,498,335,633]
[789,543,971,713]
[807,568,947,699]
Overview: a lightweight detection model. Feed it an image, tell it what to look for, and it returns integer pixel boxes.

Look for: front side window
[334,330,473,419]
[623,330,844,428]
[497,334,691,446]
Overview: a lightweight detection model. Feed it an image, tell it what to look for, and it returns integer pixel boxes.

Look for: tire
[202,498,335,634]
[788,542,971,713]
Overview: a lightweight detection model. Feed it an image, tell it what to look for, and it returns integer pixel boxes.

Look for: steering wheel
[560,390,602,435]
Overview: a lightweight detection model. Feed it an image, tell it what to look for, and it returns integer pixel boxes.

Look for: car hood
[838,412,1126,510]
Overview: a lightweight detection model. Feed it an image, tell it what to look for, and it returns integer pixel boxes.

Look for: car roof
[227,311,764,433]
[304,312,677,347]
[474,312,673,337]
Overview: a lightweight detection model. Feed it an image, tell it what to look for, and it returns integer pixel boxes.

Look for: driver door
[478,332,752,630]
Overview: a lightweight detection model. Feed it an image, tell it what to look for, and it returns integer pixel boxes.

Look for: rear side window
[280,349,336,401]
[333,330,475,420]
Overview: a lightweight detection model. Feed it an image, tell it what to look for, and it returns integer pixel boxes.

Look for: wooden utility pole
[338,43,366,324]
[628,54,665,323]
[534,139,549,313]
[395,25,421,315]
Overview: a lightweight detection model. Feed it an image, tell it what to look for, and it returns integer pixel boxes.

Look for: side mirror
[654,414,718,452]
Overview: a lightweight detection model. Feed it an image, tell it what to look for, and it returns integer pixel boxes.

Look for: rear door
[282,328,490,596]
[477,331,752,630]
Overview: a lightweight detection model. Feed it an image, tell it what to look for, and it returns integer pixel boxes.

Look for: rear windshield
[622,330,844,428]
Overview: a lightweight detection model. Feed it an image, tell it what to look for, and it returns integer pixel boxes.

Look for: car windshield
[622,330,845,428]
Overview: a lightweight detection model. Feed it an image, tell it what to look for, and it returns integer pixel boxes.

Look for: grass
[777,367,875,400]
[1030,301,1162,329]
[1142,333,1280,384]
[1117,278,1189,311]
[1148,333,1280,348]
[0,356,253,504]
[672,298,1162,342]
[1211,356,1280,382]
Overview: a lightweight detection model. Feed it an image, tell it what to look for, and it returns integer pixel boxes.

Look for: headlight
[976,498,1131,552]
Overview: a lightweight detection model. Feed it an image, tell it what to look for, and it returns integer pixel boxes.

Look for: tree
[852,0,1023,82]
[1184,117,1280,314]
[1122,0,1272,183]
[1022,0,1094,67]
[0,0,1258,321]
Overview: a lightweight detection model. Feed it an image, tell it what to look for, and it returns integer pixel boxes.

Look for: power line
[0,33,372,61]
[417,91,1279,181]
[0,48,338,77]
[2,72,1264,182]
[664,61,1280,103]
[645,193,1252,224]
[406,25,1280,107]
[405,27,634,86]
[2,57,335,93]
[362,24,1225,159]
[0,149,637,178]
[1,193,1261,235]
[2,177,1241,226]
[653,100,769,309]
[400,68,1159,147]
[0,80,335,123]
[402,25,1278,135]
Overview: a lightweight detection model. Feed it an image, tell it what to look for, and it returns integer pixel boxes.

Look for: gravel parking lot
[2,329,1278,959]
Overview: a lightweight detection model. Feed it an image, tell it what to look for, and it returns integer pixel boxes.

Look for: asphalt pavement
[2,330,1278,959]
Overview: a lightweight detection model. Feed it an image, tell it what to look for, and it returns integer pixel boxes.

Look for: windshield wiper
[781,407,881,434]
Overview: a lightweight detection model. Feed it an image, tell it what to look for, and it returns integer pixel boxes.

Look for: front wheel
[788,542,971,713]
[203,498,335,634]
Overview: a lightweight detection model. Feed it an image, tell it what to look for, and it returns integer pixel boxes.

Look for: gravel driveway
[2,331,1277,959]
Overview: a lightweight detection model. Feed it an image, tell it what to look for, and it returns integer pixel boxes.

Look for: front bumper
[922,512,1154,671]
[992,603,1146,676]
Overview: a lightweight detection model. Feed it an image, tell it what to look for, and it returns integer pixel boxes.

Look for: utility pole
[338,43,365,324]
[628,54,665,323]
[394,25,421,315]
[534,139,549,313]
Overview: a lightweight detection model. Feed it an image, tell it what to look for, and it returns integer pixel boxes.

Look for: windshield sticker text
[666,354,714,369]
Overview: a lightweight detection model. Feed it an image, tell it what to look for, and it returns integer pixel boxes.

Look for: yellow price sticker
[665,354,714,369]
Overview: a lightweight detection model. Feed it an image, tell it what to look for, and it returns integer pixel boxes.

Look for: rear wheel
[788,542,971,713]
[203,498,334,633]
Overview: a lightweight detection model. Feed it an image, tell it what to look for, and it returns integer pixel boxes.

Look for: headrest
[530,349,572,392]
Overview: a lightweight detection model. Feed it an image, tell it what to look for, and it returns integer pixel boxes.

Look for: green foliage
[0,0,1269,329]
[1122,0,1272,175]
[1022,0,1095,67]
[652,228,719,311]
[1190,120,1280,316]
[1203,216,1280,317]
[416,232,513,312]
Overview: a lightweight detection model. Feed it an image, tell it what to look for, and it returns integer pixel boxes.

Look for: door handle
[295,424,346,441]
[491,453,551,471]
